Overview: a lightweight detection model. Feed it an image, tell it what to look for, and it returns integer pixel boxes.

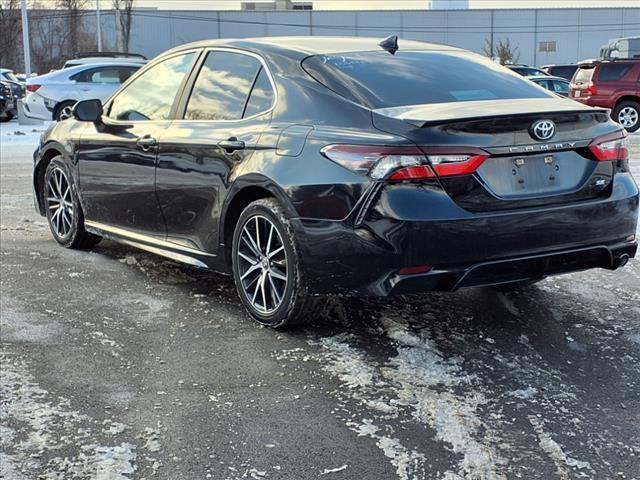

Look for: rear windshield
[573,67,594,84]
[302,50,551,109]
[549,65,577,78]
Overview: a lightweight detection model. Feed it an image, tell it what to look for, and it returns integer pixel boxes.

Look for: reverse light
[26,84,41,92]
[321,145,488,181]
[589,131,629,162]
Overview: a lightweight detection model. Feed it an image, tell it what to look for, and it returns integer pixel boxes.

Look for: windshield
[302,50,551,109]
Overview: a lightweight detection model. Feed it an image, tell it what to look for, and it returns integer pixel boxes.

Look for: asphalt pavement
[1,120,639,480]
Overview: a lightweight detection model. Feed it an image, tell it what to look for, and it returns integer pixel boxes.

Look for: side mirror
[73,99,103,122]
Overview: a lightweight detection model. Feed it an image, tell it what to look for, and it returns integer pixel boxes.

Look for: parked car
[1,68,21,83]
[24,62,142,121]
[32,37,638,328]
[63,52,147,69]
[540,64,579,80]
[600,36,640,60]
[528,75,570,97]
[569,59,640,132]
[0,81,17,122]
[506,64,550,77]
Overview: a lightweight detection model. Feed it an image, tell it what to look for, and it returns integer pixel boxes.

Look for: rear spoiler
[372,98,607,128]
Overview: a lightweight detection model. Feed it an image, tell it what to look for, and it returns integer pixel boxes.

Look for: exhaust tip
[618,254,629,268]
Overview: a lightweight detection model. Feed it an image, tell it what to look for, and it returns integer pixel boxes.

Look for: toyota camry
[32,36,638,328]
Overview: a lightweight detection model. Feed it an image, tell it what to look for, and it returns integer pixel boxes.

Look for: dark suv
[570,60,640,132]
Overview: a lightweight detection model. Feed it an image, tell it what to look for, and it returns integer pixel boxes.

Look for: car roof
[162,36,463,59]
[29,62,143,82]
[529,75,567,81]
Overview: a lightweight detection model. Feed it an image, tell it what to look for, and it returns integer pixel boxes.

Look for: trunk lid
[372,98,615,212]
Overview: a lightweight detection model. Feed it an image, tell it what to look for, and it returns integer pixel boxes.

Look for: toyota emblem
[530,120,556,141]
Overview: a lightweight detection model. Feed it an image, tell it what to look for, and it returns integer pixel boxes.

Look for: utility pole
[96,0,102,52]
[115,5,122,51]
[20,0,31,75]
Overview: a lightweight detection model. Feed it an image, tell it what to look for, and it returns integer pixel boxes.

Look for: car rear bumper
[292,175,639,296]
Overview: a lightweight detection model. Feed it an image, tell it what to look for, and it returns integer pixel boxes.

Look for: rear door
[78,51,199,236]
[156,49,276,254]
[594,62,636,103]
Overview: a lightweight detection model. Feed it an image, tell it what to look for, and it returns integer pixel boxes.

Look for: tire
[612,100,640,132]
[231,198,325,328]
[43,156,102,249]
[54,100,76,121]
[490,279,541,292]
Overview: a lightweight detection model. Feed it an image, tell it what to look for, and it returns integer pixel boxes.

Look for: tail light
[589,131,629,161]
[586,82,597,96]
[321,145,488,181]
[26,84,41,92]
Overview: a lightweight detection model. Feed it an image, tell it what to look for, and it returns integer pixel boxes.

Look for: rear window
[597,63,632,81]
[302,51,550,109]
[573,67,594,84]
[549,65,577,79]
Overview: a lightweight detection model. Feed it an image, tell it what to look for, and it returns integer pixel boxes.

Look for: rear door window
[185,51,261,121]
[552,80,569,94]
[302,51,550,109]
[597,64,632,81]
[243,67,275,118]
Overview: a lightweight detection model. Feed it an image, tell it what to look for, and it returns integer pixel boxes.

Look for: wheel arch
[220,176,298,269]
[33,143,70,216]
[614,96,640,108]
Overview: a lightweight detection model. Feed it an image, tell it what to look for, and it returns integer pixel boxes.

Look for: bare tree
[57,0,88,56]
[0,0,23,70]
[482,37,520,65]
[113,0,134,52]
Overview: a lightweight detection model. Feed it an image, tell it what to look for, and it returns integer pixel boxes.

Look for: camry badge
[530,120,556,141]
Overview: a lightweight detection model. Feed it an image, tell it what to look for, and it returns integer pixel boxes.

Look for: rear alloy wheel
[613,100,640,132]
[43,156,101,249]
[232,198,324,328]
[54,101,76,121]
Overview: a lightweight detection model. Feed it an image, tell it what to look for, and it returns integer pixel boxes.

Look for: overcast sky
[89,0,640,9]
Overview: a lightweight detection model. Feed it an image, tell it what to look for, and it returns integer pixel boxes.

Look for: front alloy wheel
[43,156,101,249]
[47,167,74,238]
[231,198,324,328]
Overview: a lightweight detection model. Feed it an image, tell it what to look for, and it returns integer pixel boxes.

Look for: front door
[77,51,200,236]
[156,50,276,254]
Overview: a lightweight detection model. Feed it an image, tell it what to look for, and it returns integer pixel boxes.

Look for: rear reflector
[321,144,489,181]
[398,265,433,275]
[589,130,629,161]
[26,84,41,92]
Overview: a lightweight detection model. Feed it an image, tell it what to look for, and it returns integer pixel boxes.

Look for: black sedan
[32,36,638,328]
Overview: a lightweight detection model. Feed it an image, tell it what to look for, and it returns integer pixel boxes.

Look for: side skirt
[84,220,220,270]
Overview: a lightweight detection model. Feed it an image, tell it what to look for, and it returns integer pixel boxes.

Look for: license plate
[574,90,581,98]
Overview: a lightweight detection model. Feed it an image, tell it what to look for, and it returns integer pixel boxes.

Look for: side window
[243,67,275,118]
[185,51,261,121]
[88,68,122,84]
[118,67,139,83]
[109,52,197,122]
[552,81,569,94]
[598,64,632,81]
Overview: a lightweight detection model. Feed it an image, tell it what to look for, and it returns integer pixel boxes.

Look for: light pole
[96,0,102,52]
[20,0,31,75]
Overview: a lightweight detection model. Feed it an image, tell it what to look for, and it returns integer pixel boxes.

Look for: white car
[23,62,142,121]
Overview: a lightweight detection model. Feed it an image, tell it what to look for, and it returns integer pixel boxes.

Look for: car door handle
[218,137,245,152]
[136,135,157,151]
